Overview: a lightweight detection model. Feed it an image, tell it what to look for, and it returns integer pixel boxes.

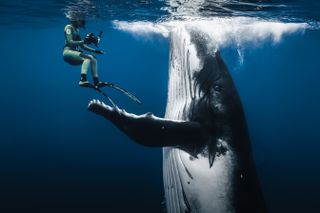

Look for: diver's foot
[79,80,90,87]
[95,81,110,88]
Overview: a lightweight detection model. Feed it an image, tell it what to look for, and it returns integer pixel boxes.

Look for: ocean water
[0,1,319,213]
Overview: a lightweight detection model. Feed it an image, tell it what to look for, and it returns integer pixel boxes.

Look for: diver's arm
[81,44,104,54]
[81,44,96,52]
[64,26,85,46]
[65,33,84,46]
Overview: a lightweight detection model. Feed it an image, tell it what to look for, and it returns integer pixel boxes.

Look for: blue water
[0,1,319,212]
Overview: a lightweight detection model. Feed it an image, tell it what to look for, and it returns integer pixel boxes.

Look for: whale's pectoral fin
[88,100,209,151]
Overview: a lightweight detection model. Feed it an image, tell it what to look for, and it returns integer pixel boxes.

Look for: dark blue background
[0,22,168,213]
[0,20,319,213]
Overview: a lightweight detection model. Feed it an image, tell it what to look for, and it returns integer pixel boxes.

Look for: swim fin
[96,81,110,88]
[80,81,142,105]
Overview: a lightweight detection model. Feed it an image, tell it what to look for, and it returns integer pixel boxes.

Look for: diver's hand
[84,32,95,45]
[94,50,104,54]
[84,37,91,45]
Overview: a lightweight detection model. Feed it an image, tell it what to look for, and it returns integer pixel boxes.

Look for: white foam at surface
[113,17,309,48]
[113,20,171,38]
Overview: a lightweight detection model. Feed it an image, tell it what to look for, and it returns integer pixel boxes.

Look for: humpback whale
[88,26,267,213]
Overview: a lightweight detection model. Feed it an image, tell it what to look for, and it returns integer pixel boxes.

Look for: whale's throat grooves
[163,26,237,213]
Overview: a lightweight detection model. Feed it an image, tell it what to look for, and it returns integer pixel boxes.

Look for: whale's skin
[88,27,267,213]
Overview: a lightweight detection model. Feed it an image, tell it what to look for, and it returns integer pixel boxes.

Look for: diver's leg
[89,56,109,87]
[90,57,101,86]
[87,55,105,87]
[79,58,91,85]
[63,50,91,86]
[90,56,98,78]
[63,50,83,65]
[78,53,94,86]
[79,53,98,77]
[78,53,106,87]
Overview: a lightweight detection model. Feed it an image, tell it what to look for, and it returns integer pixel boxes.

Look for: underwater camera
[84,31,103,47]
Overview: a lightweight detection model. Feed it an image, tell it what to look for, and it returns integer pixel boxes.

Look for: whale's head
[166,29,246,140]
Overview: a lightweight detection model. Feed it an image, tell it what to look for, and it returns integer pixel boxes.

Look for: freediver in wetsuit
[63,16,106,88]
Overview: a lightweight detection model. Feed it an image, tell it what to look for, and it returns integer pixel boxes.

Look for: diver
[63,16,106,88]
